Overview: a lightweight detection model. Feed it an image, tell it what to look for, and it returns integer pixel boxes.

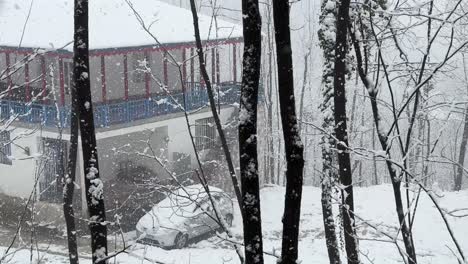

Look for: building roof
[0,0,242,52]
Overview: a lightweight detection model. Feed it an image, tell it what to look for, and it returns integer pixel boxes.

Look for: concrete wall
[0,128,76,198]
[104,54,125,101]
[97,126,169,182]
[149,50,165,94]
[90,55,102,101]
[0,106,236,199]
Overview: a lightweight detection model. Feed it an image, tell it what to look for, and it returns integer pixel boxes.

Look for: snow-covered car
[135,184,234,248]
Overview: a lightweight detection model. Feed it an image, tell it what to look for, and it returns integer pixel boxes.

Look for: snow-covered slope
[1,185,467,263]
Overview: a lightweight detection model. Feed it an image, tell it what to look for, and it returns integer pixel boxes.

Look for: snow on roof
[0,0,242,52]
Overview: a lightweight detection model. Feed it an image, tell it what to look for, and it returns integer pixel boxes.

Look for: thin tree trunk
[358,103,365,187]
[63,64,80,264]
[299,53,309,181]
[349,17,417,264]
[321,166,342,264]
[272,1,305,263]
[238,0,264,262]
[298,52,310,133]
[423,119,431,185]
[266,4,275,185]
[372,122,378,185]
[455,103,468,191]
[188,0,244,220]
[74,0,107,262]
[334,0,360,263]
[455,54,468,191]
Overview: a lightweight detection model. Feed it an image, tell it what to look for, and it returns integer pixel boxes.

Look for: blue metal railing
[0,83,240,128]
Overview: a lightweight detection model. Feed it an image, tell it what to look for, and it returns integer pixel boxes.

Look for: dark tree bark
[74,0,108,262]
[238,0,264,263]
[321,177,341,264]
[317,0,343,261]
[265,4,275,185]
[333,0,360,263]
[63,64,80,264]
[272,1,305,263]
[188,0,244,221]
[372,122,378,185]
[455,56,468,191]
[455,104,468,191]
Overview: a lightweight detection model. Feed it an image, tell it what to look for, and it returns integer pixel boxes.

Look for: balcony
[0,82,241,129]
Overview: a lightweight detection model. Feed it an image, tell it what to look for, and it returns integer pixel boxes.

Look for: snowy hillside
[1,184,467,263]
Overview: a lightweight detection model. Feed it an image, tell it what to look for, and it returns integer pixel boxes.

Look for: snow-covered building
[0,0,243,212]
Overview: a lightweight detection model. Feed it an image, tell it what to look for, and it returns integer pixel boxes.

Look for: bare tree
[272,1,305,263]
[333,0,360,262]
[74,0,107,262]
[188,0,244,221]
[317,0,343,262]
[454,53,468,191]
[238,0,264,263]
[63,51,80,264]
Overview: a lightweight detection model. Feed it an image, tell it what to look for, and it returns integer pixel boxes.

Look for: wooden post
[5,52,12,97]
[233,43,237,83]
[211,48,215,84]
[216,49,220,85]
[190,48,195,88]
[100,55,106,102]
[59,57,65,106]
[144,51,150,98]
[123,54,129,100]
[182,48,187,85]
[24,61,30,102]
[41,55,47,101]
[163,53,168,87]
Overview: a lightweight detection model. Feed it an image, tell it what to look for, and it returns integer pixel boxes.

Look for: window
[61,59,73,95]
[195,117,216,150]
[131,52,148,83]
[38,137,68,203]
[0,131,12,165]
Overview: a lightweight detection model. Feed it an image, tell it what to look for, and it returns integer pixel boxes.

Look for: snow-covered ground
[1,184,467,263]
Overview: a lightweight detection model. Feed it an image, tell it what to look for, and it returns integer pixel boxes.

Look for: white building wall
[0,128,70,198]
[0,106,236,199]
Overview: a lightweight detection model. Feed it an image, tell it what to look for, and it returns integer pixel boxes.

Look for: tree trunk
[321,156,342,264]
[317,0,342,262]
[298,53,309,133]
[349,17,417,264]
[455,105,468,191]
[272,1,305,263]
[188,0,244,220]
[63,63,80,264]
[372,122,378,185]
[74,0,108,262]
[334,0,360,263]
[266,5,275,185]
[455,54,468,191]
[238,0,264,263]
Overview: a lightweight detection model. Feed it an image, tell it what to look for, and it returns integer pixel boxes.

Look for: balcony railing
[0,82,240,128]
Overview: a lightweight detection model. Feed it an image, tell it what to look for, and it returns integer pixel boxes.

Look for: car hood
[136,204,199,233]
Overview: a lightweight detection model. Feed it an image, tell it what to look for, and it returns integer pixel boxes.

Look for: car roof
[169,184,226,201]
[155,184,228,210]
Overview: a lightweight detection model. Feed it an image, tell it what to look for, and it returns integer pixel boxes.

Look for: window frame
[61,59,73,95]
[195,117,216,150]
[0,130,12,165]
